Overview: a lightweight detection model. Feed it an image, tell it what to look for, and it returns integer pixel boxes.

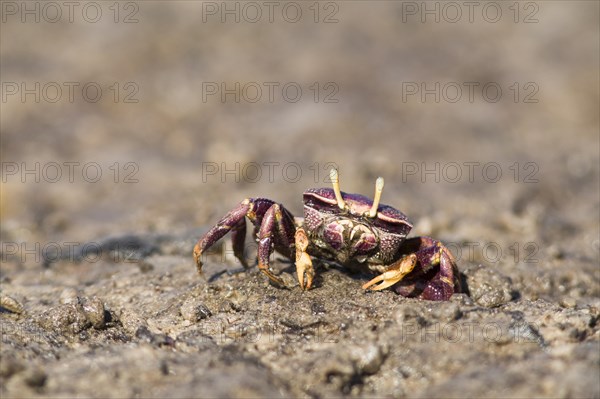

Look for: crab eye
[330,169,347,210]
[367,177,384,217]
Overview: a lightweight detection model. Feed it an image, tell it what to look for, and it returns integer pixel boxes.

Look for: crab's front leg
[193,199,297,286]
[363,237,460,301]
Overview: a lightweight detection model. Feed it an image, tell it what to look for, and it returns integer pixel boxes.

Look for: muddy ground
[1,1,599,398]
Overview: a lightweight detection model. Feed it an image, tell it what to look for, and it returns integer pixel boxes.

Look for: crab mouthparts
[329,169,385,218]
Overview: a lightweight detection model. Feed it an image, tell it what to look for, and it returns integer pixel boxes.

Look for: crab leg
[392,237,460,301]
[230,217,248,267]
[295,228,315,290]
[362,254,417,291]
[256,203,297,287]
[193,199,252,273]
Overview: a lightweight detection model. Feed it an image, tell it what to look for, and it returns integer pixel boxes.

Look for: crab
[193,169,460,301]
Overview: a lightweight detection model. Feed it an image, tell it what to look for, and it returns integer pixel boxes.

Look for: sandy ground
[1,1,599,398]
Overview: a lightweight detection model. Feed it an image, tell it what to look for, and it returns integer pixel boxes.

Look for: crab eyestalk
[330,168,347,210]
[367,177,384,218]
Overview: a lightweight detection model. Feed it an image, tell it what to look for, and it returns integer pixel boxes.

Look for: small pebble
[0,295,24,314]
[351,344,387,375]
[180,298,212,322]
[59,288,79,305]
[38,303,89,335]
[80,296,106,329]
[559,297,577,309]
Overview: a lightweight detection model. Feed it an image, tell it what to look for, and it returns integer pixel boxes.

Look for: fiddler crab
[193,169,460,301]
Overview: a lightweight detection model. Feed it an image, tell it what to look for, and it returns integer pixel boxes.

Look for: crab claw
[362,254,417,291]
[295,228,315,290]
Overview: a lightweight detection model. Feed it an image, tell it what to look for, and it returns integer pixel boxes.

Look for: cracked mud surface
[1,2,599,398]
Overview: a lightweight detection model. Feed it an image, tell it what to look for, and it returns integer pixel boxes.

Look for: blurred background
[1,1,599,289]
